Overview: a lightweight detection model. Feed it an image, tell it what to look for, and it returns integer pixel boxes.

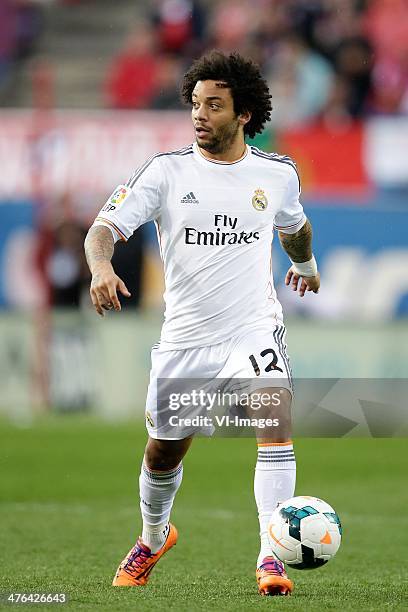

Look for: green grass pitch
[1,416,407,610]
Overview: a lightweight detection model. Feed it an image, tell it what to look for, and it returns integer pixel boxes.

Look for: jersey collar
[193,142,250,166]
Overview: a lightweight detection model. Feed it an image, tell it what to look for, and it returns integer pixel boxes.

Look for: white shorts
[145,323,292,440]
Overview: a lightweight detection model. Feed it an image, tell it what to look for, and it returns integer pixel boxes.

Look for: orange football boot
[256,557,294,596]
[112,523,178,587]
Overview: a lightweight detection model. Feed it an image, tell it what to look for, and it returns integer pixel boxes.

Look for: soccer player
[84,51,320,596]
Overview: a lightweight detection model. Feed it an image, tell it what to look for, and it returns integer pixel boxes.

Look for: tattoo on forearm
[278,219,313,263]
[84,226,114,273]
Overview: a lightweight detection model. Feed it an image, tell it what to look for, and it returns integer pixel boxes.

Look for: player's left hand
[285,267,320,297]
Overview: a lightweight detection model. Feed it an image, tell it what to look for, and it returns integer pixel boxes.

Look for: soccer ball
[267,496,342,570]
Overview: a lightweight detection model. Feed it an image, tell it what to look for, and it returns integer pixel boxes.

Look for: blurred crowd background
[2,0,408,118]
[0,0,407,416]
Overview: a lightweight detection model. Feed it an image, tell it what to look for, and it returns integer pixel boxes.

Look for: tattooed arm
[279,219,313,262]
[278,219,320,297]
[84,225,130,316]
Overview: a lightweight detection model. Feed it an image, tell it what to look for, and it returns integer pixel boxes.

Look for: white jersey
[92,143,306,350]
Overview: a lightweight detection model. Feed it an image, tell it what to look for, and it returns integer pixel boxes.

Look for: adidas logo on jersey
[181,192,199,204]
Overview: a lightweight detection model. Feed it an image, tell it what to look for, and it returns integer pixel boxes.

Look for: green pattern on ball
[279,505,319,542]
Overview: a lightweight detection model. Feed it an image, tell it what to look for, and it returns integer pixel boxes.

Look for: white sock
[139,459,183,553]
[254,442,296,567]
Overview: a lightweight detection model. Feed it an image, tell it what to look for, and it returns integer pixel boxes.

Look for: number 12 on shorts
[249,349,283,376]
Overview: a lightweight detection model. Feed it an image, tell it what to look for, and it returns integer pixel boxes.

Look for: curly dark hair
[181,50,272,139]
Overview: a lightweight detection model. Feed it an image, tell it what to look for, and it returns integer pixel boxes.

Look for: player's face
[191,80,242,154]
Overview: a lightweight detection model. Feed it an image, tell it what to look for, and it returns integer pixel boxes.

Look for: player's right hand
[90,262,131,316]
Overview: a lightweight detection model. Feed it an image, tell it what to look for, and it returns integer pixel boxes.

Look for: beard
[196,118,240,154]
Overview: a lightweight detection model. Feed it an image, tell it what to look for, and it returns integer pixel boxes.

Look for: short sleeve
[273,164,306,234]
[92,155,163,242]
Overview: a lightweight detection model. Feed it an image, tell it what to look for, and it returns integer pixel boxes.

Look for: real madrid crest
[252,188,268,211]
